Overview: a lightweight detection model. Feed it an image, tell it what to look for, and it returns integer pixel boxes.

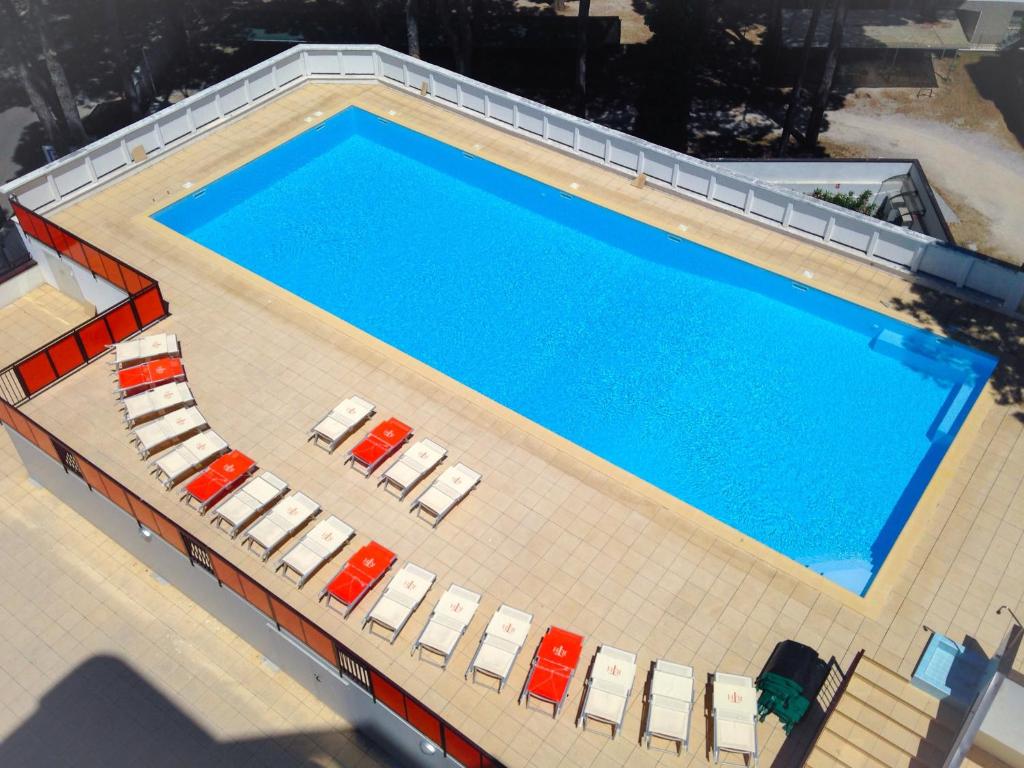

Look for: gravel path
[823,108,1024,264]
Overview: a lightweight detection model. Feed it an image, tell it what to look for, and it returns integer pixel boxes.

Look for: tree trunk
[778,0,823,156]
[405,0,421,58]
[764,0,783,80]
[103,0,140,117]
[805,0,847,147]
[0,0,68,154]
[575,0,591,115]
[28,0,87,146]
[454,0,473,76]
[437,0,465,73]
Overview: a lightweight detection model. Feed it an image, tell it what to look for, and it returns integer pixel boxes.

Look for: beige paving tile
[0,430,391,767]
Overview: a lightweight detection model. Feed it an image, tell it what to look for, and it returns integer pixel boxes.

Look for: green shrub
[811,188,877,216]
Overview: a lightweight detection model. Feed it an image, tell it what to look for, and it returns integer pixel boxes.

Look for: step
[856,656,968,726]
[810,727,891,768]
[834,689,951,767]
[805,749,859,768]
[843,675,958,753]
[826,710,938,768]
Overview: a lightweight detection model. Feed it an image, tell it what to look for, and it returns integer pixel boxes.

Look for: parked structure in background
[959,0,1024,48]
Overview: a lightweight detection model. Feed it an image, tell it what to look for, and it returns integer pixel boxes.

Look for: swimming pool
[154,106,996,595]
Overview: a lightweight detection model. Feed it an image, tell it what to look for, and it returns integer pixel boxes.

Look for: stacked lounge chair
[276,515,355,587]
[466,604,533,692]
[642,660,695,755]
[180,450,255,512]
[319,541,396,617]
[116,356,185,399]
[411,584,480,668]
[130,406,207,458]
[410,463,481,527]
[519,626,585,718]
[150,430,228,489]
[208,472,289,535]
[121,381,194,427]
[362,562,436,643]
[240,492,321,561]
[108,332,179,369]
[712,672,759,767]
[344,418,413,476]
[578,645,637,738]
[308,395,375,453]
[378,438,446,500]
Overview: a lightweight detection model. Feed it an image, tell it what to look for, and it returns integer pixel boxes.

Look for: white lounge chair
[362,563,436,644]
[121,381,194,427]
[149,430,228,489]
[275,515,355,587]
[240,492,321,561]
[378,438,446,500]
[409,463,481,527]
[465,604,532,692]
[108,332,179,369]
[411,584,480,668]
[578,645,637,738]
[130,406,206,458]
[307,395,375,453]
[713,672,759,767]
[643,660,694,755]
[208,472,289,534]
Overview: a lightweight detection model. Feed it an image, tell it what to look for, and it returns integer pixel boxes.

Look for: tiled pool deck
[13,82,1024,766]
[0,284,92,366]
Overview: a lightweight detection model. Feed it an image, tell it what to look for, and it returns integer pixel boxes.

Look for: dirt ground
[820,52,1024,264]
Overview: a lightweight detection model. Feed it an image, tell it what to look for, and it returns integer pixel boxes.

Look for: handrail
[800,649,862,767]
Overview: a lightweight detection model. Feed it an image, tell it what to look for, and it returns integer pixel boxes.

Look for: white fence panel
[4,43,1023,314]
[306,50,342,75]
[89,143,128,179]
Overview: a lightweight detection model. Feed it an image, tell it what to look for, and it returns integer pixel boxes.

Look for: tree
[27,0,87,146]
[805,0,847,147]
[406,0,421,58]
[778,0,823,156]
[0,0,67,153]
[104,0,141,117]
[575,0,591,115]
[634,0,712,153]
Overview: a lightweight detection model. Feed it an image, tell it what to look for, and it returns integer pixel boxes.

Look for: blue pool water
[154,107,996,594]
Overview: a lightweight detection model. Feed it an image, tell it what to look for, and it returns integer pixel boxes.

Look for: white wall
[0,263,44,309]
[21,230,127,312]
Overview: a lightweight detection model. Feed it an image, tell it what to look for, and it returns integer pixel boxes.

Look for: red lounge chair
[519,626,585,718]
[180,450,255,512]
[343,418,413,477]
[116,357,185,399]
[319,541,396,617]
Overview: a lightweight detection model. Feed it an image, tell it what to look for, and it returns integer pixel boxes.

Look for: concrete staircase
[804,655,968,768]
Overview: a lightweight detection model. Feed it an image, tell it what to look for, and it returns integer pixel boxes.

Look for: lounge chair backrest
[485,605,532,648]
[334,395,374,419]
[269,492,319,526]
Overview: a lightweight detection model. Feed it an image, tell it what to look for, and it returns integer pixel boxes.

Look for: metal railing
[0,397,501,768]
[0,202,169,405]
[1,45,1022,314]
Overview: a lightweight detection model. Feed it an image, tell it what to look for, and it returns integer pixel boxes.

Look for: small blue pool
[154,107,996,594]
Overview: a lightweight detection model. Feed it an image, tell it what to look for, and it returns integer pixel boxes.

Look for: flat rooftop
[16,81,1024,767]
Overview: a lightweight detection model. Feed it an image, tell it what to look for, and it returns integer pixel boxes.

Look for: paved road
[0,107,37,188]
[0,430,392,768]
